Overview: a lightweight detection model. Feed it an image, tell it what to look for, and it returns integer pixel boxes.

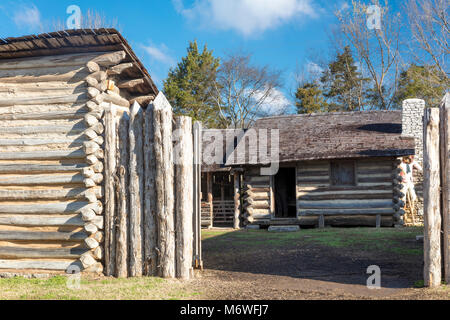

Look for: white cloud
[173,0,317,36]
[141,44,176,66]
[13,4,42,31]
[306,61,324,77]
[255,87,292,116]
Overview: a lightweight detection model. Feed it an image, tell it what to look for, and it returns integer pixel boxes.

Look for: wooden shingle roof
[226,110,415,166]
[0,28,158,96]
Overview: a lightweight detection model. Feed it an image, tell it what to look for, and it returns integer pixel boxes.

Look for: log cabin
[0,29,158,273]
[223,110,418,228]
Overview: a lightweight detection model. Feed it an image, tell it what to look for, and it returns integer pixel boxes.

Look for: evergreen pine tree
[163,41,221,128]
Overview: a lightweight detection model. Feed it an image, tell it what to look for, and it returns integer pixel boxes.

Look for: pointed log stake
[104,105,117,277]
[116,113,130,278]
[174,116,193,279]
[152,93,176,278]
[440,93,450,284]
[423,107,441,288]
[129,102,145,277]
[143,104,157,276]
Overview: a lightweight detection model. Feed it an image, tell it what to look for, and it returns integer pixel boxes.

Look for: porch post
[233,173,241,229]
[207,172,213,229]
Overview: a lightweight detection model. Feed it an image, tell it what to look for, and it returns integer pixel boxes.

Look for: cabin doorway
[274,167,297,218]
[201,172,236,228]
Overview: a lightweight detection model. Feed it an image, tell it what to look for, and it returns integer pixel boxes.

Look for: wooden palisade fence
[423,93,450,287]
[103,92,200,279]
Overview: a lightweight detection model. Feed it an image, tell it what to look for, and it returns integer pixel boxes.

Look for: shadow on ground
[201,227,424,291]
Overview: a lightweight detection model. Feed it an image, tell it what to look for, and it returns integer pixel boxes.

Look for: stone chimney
[402,99,425,165]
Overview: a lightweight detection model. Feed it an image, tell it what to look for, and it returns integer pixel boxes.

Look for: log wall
[243,158,399,227]
[0,50,156,273]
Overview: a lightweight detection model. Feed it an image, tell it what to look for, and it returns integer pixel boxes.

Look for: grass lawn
[0,274,203,300]
[202,226,424,256]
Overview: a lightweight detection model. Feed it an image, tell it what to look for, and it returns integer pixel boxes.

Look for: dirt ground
[186,227,449,300]
[0,226,448,300]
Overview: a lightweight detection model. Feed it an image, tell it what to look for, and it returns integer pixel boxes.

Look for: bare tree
[335,0,402,110]
[405,0,449,83]
[214,53,287,129]
[52,9,120,31]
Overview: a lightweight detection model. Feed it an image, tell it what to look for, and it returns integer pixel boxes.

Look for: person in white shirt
[400,155,422,203]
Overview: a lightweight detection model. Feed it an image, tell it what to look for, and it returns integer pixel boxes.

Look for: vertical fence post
[174,116,194,279]
[115,112,129,278]
[104,104,117,276]
[423,107,442,287]
[128,102,144,277]
[143,103,158,276]
[153,94,175,278]
[440,93,450,284]
[193,121,203,270]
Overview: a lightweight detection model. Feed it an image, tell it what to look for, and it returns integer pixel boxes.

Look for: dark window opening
[274,167,297,218]
[330,161,356,186]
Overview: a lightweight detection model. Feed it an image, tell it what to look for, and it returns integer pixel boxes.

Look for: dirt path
[189,228,449,300]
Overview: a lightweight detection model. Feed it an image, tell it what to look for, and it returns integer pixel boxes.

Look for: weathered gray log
[298,208,395,215]
[115,113,130,278]
[0,110,92,121]
[152,94,176,278]
[80,252,97,268]
[0,214,84,226]
[0,246,88,259]
[297,200,394,209]
[0,187,101,201]
[143,104,157,276]
[439,93,450,284]
[175,116,193,279]
[89,71,107,82]
[85,237,99,249]
[0,93,88,106]
[423,107,442,288]
[87,61,100,73]
[0,173,84,186]
[128,102,145,277]
[0,230,87,241]
[118,78,145,89]
[0,150,85,160]
[104,106,117,276]
[0,123,87,135]
[108,63,134,75]
[0,52,111,70]
[87,87,101,99]
[104,91,130,108]
[0,69,90,84]
[90,51,126,67]
[0,260,81,271]
[84,223,98,234]
[130,95,155,107]
[0,201,100,214]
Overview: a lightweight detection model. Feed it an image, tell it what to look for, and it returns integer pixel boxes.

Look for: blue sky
[0,0,405,111]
